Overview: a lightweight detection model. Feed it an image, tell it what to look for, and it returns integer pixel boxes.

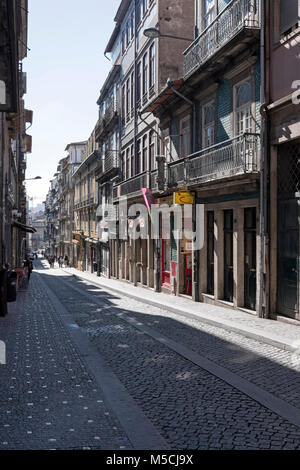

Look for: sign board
[173,192,195,205]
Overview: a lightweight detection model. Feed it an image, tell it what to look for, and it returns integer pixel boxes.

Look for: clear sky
[24,0,121,207]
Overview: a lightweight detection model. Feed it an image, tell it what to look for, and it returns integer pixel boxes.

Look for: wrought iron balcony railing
[168,133,259,188]
[113,172,148,199]
[104,98,119,125]
[168,160,186,188]
[183,0,260,78]
[104,150,120,174]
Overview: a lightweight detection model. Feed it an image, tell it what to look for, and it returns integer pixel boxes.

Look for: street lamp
[25,176,42,181]
[143,27,193,42]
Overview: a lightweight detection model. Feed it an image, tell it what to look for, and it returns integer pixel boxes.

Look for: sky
[24,0,121,207]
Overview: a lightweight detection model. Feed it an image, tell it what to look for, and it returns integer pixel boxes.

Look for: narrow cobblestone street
[0,258,300,450]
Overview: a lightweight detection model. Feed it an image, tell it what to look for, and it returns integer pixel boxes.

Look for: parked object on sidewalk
[15,267,29,291]
[0,268,8,317]
[7,270,17,302]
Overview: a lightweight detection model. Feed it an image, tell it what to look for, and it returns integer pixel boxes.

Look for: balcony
[95,117,106,141]
[105,150,119,173]
[167,133,259,188]
[113,172,148,200]
[183,0,260,78]
[95,99,119,142]
[104,98,119,128]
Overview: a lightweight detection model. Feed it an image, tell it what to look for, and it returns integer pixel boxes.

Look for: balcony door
[203,0,216,30]
[202,101,215,149]
[179,116,191,158]
[234,78,253,135]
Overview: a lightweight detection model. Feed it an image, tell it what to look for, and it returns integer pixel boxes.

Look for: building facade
[73,134,99,273]
[0,0,32,314]
[107,0,194,288]
[267,0,300,321]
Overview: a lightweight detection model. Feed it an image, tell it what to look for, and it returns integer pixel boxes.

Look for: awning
[12,221,36,234]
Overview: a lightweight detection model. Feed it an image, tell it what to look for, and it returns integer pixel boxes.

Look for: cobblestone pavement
[35,261,300,450]
[0,269,132,450]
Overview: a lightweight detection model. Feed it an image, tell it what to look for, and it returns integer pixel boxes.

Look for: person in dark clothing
[24,256,33,281]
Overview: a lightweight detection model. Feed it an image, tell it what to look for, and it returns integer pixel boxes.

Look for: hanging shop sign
[173,192,195,205]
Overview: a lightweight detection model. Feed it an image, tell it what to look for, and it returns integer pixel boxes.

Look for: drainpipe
[133,0,138,287]
[258,0,269,318]
[167,80,199,302]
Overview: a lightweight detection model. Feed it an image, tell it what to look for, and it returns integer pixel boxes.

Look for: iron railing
[104,150,120,174]
[104,98,119,124]
[114,172,148,198]
[168,159,186,188]
[168,133,259,188]
[183,0,260,77]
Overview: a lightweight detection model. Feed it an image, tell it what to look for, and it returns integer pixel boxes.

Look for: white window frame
[233,77,253,136]
[202,100,215,149]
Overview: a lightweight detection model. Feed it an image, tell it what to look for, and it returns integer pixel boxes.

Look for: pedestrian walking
[64,255,69,267]
[23,256,33,281]
[58,256,63,268]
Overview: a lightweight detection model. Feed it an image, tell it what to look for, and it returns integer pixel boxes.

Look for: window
[136,139,141,174]
[143,52,148,97]
[180,116,191,157]
[121,152,125,180]
[279,0,298,36]
[202,102,215,148]
[130,12,134,39]
[126,22,130,47]
[121,31,125,54]
[131,71,134,116]
[142,134,148,171]
[143,0,148,16]
[149,131,155,170]
[121,85,126,125]
[137,62,142,105]
[126,147,130,180]
[126,78,130,121]
[203,0,215,30]
[149,43,155,92]
[131,145,134,177]
[234,79,252,135]
[137,0,142,25]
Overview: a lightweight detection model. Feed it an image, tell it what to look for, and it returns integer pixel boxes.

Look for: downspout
[133,0,138,287]
[258,0,269,318]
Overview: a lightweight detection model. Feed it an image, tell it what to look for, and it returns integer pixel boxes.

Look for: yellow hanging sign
[173,192,195,205]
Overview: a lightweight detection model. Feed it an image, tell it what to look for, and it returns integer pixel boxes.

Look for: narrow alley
[0,257,300,450]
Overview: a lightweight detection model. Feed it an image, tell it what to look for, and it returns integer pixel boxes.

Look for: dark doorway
[224,210,233,302]
[244,207,256,310]
[207,211,214,295]
[277,141,300,319]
